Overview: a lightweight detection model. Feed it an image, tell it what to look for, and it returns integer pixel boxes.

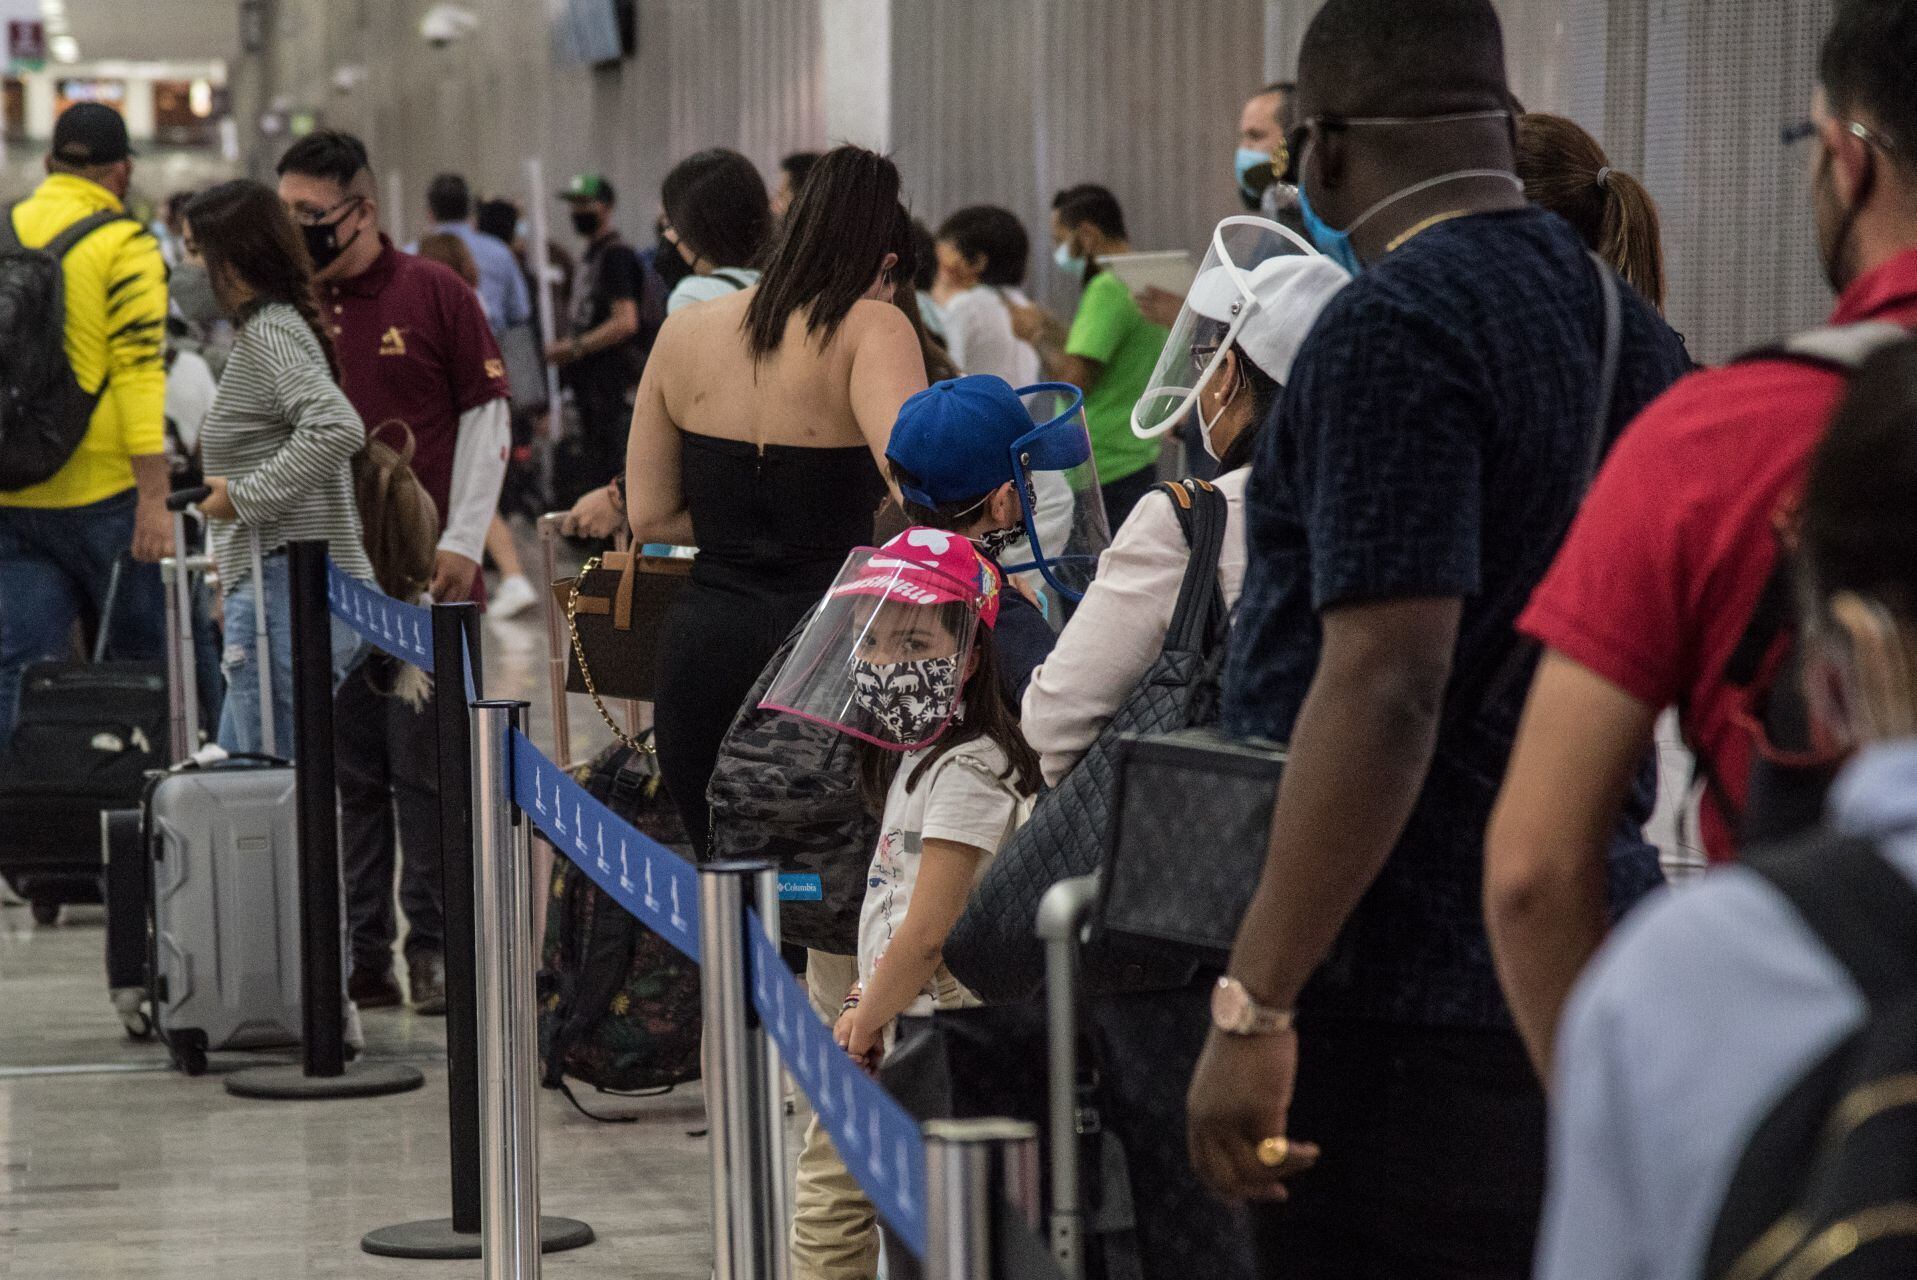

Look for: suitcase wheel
[121,1009,153,1041]
[172,1032,208,1076]
[30,899,59,926]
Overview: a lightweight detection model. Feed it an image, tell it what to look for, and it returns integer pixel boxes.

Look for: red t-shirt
[1520,249,1917,862]
[321,237,510,593]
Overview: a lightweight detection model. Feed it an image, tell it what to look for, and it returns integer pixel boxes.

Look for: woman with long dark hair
[622,143,925,1280]
[659,148,772,313]
[183,178,374,754]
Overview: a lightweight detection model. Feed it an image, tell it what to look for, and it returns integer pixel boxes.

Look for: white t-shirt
[941,285,1040,387]
[858,736,1026,1017]
[666,267,761,314]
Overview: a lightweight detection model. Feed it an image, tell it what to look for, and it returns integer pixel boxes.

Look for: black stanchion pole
[362,605,591,1261]
[227,541,425,1101]
[441,604,484,1234]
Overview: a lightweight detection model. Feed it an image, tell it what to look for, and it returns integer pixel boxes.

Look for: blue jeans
[217,554,366,756]
[0,490,166,738]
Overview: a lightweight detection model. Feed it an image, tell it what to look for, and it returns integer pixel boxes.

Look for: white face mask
[1198,370,1243,461]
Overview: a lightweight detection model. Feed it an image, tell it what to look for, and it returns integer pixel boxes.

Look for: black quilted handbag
[944,480,1231,1003]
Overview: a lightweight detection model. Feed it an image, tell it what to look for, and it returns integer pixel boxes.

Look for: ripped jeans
[217,553,366,757]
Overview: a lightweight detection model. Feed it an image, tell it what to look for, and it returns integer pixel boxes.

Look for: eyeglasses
[287,194,363,228]
[1781,117,1898,154]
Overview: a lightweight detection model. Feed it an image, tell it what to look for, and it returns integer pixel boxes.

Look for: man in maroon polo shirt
[278,130,510,1013]
[1485,0,1917,1080]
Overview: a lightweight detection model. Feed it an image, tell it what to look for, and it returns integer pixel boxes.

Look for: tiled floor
[0,543,735,1278]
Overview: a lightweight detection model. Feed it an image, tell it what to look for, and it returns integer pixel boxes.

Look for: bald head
[1296,0,1508,121]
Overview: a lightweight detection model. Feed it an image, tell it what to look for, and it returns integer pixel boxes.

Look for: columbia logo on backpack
[0,201,131,492]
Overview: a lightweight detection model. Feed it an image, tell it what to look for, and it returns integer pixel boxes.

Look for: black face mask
[571,209,603,238]
[301,202,362,273]
[652,235,693,290]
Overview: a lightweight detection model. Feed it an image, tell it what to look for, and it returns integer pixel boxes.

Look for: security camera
[419,4,479,47]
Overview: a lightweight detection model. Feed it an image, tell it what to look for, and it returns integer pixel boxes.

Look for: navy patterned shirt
[1221,207,1693,1028]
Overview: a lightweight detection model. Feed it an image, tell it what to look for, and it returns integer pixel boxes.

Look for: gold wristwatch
[1211,976,1295,1037]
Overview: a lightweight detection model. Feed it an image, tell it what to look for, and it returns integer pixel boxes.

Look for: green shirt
[1065,269,1168,485]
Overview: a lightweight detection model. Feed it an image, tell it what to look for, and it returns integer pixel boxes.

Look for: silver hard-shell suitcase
[145,502,304,1075]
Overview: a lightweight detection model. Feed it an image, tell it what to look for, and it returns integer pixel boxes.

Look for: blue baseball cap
[886,376,1033,508]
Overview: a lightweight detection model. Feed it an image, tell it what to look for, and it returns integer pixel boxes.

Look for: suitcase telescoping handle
[164,485,210,753]
[167,483,277,758]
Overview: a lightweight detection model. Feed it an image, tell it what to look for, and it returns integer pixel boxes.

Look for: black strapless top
[678,430,885,596]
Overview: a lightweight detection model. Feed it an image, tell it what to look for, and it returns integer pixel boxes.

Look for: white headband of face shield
[1129,216,1322,441]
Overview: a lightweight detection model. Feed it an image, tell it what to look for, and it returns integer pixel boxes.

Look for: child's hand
[833,1008,882,1070]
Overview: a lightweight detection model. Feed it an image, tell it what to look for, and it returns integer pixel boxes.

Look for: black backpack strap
[1584,250,1623,486]
[1161,479,1230,656]
[44,208,132,261]
[0,200,22,254]
[1746,833,1917,1007]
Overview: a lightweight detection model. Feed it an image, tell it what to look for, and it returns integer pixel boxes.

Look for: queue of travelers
[4,0,1916,1276]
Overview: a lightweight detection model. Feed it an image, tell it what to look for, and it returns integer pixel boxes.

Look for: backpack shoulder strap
[0,201,22,253]
[1584,251,1624,486]
[1746,831,1917,1007]
[1163,479,1230,655]
[44,208,133,261]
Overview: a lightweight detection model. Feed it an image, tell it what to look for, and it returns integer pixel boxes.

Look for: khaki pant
[790,948,879,1280]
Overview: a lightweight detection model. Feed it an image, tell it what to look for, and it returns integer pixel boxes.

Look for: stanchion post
[754,871,793,1280]
[226,541,423,1100]
[438,604,484,1234]
[1036,876,1100,1280]
[472,700,542,1279]
[359,633,591,1261]
[700,859,785,1280]
[924,1119,1042,1280]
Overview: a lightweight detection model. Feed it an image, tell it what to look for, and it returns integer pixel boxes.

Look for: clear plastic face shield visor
[758,543,994,752]
[1131,215,1321,441]
[997,383,1112,612]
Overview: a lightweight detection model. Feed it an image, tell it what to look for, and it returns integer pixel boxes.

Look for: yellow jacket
[0,172,168,508]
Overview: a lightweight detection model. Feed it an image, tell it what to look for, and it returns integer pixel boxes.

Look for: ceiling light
[40,0,65,16]
[49,34,78,63]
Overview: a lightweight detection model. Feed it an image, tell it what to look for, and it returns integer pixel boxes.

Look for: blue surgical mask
[1052,239,1087,282]
[1296,182,1360,276]
[1235,146,1272,199]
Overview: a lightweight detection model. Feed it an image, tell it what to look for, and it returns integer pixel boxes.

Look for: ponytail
[1595,167,1666,312]
[1516,112,1669,313]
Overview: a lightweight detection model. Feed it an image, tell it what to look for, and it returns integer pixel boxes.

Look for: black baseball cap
[558,172,615,204]
[52,102,135,166]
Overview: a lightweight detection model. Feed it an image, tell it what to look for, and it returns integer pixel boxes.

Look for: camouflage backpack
[538,737,700,1116]
[706,611,877,955]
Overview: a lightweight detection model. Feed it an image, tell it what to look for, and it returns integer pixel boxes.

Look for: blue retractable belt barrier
[324,561,931,1259]
[505,725,928,1258]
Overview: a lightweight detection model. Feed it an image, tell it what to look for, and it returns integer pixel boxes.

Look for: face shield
[1131,215,1323,441]
[996,383,1111,612]
[760,531,1001,752]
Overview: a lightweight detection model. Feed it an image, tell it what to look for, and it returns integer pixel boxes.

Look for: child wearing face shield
[883,375,1105,704]
[761,527,1041,1057]
[759,528,1041,1274]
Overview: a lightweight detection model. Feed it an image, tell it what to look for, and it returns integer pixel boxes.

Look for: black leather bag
[1098,728,1286,962]
[555,549,691,706]
[944,481,1230,1003]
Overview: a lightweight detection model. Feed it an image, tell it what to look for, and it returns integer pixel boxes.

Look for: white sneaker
[490,574,539,619]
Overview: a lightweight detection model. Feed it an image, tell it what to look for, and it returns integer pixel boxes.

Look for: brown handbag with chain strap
[553,550,692,745]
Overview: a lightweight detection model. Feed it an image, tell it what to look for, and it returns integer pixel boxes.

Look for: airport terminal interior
[4,0,1915,1277]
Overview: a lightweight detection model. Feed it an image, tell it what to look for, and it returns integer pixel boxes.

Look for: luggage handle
[168,484,276,757]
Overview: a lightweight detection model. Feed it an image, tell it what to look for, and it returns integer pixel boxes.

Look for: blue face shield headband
[1000,383,1109,605]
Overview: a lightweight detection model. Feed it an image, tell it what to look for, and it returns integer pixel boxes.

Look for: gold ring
[1256,1136,1289,1168]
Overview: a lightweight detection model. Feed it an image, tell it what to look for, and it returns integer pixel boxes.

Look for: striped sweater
[199,302,377,593]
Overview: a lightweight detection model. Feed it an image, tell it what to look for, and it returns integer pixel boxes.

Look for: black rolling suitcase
[0,558,167,925]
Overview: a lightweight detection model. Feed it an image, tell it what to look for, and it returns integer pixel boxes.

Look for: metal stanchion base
[359,1216,595,1259]
[223,1062,426,1100]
